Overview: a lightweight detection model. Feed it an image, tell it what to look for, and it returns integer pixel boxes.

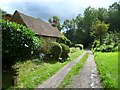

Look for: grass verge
[94,52,118,88]
[59,52,88,88]
[7,48,83,88]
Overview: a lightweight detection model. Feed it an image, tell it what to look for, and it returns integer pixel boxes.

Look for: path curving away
[66,50,102,88]
[36,51,87,88]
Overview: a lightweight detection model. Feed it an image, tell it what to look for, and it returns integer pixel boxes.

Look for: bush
[2,20,41,62]
[60,43,70,60]
[75,44,84,50]
[70,47,76,53]
[50,42,62,60]
[92,40,100,48]
[92,32,119,52]
[58,35,71,46]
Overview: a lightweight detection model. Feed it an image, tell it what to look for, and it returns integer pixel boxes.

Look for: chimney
[5,14,12,21]
[52,19,58,27]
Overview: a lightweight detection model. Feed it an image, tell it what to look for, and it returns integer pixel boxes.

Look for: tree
[0,9,7,20]
[74,14,85,44]
[62,19,77,44]
[91,19,109,45]
[98,8,108,23]
[83,6,98,47]
[108,2,120,32]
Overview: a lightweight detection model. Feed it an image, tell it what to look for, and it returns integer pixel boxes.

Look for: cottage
[9,10,62,44]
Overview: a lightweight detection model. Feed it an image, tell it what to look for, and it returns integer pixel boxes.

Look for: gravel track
[65,50,102,88]
[36,51,86,88]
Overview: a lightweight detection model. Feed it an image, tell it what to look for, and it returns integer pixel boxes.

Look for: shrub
[92,40,100,48]
[75,44,84,50]
[50,42,62,60]
[2,19,41,62]
[60,43,70,60]
[102,31,119,52]
[58,35,71,46]
[36,38,51,54]
[92,32,119,52]
[70,47,76,53]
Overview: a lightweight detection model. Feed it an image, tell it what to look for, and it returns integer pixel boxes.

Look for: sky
[0,0,119,23]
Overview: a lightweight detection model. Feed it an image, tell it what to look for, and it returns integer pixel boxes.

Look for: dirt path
[36,51,87,88]
[66,50,102,88]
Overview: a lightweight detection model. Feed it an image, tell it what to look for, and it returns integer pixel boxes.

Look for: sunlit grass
[9,48,83,88]
[94,52,118,88]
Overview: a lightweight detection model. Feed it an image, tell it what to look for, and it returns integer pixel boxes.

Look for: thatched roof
[11,10,62,38]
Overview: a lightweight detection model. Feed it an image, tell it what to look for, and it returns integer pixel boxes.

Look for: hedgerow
[2,19,42,63]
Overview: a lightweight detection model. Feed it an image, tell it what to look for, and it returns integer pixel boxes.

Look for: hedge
[2,19,41,62]
[60,43,70,60]
[50,42,62,60]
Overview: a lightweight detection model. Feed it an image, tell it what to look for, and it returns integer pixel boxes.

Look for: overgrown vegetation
[5,48,83,89]
[59,52,88,88]
[75,44,84,50]
[2,19,41,63]
[92,31,119,52]
[94,52,118,88]
[1,19,42,89]
[2,17,72,89]
[58,35,72,46]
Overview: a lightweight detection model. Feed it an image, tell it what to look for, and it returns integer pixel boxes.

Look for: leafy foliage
[75,44,84,50]
[58,34,71,46]
[2,20,41,62]
[108,2,120,32]
[70,47,77,53]
[50,42,62,60]
[61,2,119,48]
[0,9,7,20]
[92,31,119,52]
[91,19,109,45]
[60,43,70,60]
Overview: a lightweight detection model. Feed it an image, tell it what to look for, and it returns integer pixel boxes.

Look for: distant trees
[108,2,120,32]
[49,2,119,48]
[63,19,76,44]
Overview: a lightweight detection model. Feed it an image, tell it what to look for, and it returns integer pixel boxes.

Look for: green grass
[94,52,118,88]
[59,52,88,88]
[7,48,83,88]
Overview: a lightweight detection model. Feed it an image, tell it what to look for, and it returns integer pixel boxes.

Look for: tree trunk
[100,35,103,45]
